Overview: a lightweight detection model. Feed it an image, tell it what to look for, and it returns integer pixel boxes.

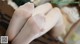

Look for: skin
[8,0,18,9]
[12,8,66,44]
[31,0,50,6]
[32,3,52,16]
[12,14,45,44]
[6,2,34,41]
[49,8,66,38]
[61,7,79,23]
[6,2,66,44]
[6,3,52,41]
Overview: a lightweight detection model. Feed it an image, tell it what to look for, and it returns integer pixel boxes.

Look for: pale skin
[6,2,34,41]
[7,0,18,9]
[6,2,66,44]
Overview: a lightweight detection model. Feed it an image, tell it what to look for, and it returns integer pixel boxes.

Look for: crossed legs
[6,2,66,44]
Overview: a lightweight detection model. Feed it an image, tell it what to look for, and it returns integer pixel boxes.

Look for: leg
[6,2,34,41]
[12,14,45,44]
[33,3,52,16]
[12,7,60,44]
[49,8,66,40]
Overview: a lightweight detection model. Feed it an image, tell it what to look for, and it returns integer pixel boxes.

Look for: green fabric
[13,0,30,6]
[51,0,75,7]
